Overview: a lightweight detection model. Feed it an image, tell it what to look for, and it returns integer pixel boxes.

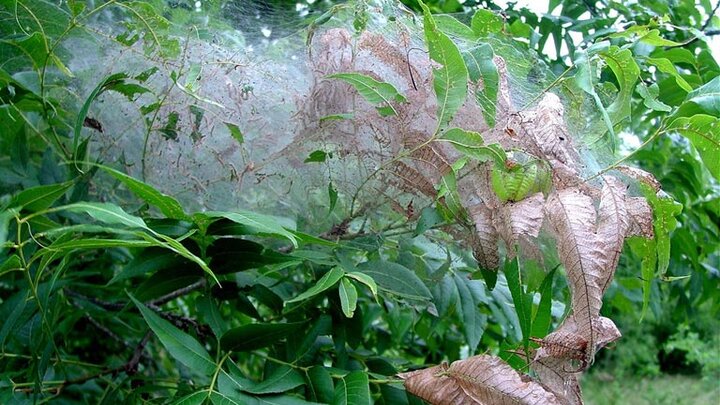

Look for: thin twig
[148,278,206,306]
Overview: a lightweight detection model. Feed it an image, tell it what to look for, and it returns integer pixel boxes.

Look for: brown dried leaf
[469,203,500,270]
[544,189,605,361]
[626,197,654,239]
[531,357,584,405]
[596,177,630,293]
[388,161,438,198]
[399,355,561,405]
[616,165,661,192]
[534,331,589,361]
[495,192,545,260]
[525,93,578,167]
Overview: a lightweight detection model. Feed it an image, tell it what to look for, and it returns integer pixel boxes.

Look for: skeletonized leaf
[469,203,500,271]
[625,197,654,239]
[544,189,604,360]
[525,93,577,167]
[616,165,661,192]
[596,177,630,293]
[494,192,545,260]
[399,354,560,405]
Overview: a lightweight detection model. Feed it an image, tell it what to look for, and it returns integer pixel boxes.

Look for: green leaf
[307,366,334,403]
[628,237,657,320]
[226,122,244,144]
[574,49,616,148]
[463,44,499,127]
[685,76,720,117]
[504,257,532,349]
[319,113,354,122]
[202,211,297,247]
[327,73,406,116]
[470,9,504,36]
[357,261,432,301]
[344,272,378,299]
[440,128,506,165]
[2,32,71,75]
[338,278,358,318]
[129,294,216,376]
[119,1,181,57]
[73,74,136,165]
[414,206,442,236]
[289,315,332,362]
[479,267,498,290]
[140,231,217,284]
[333,370,370,405]
[531,268,555,338]
[419,2,468,129]
[599,46,640,129]
[453,273,486,351]
[638,29,682,47]
[491,160,551,203]
[639,185,683,278]
[637,82,672,112]
[667,115,720,180]
[433,15,477,41]
[437,169,465,221]
[59,202,148,229]
[286,267,345,305]
[109,248,186,284]
[7,181,73,212]
[328,182,338,214]
[647,57,693,93]
[37,238,154,252]
[171,391,208,405]
[209,391,241,405]
[0,255,23,277]
[430,273,458,317]
[304,150,328,163]
[99,165,186,219]
[197,296,228,338]
[220,322,304,352]
[242,365,305,395]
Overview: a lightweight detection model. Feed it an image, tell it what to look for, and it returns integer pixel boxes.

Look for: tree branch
[14,331,152,394]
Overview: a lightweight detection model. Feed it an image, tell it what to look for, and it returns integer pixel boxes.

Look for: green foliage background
[0,0,718,403]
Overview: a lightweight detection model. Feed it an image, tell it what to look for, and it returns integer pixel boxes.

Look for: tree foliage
[0,0,718,403]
